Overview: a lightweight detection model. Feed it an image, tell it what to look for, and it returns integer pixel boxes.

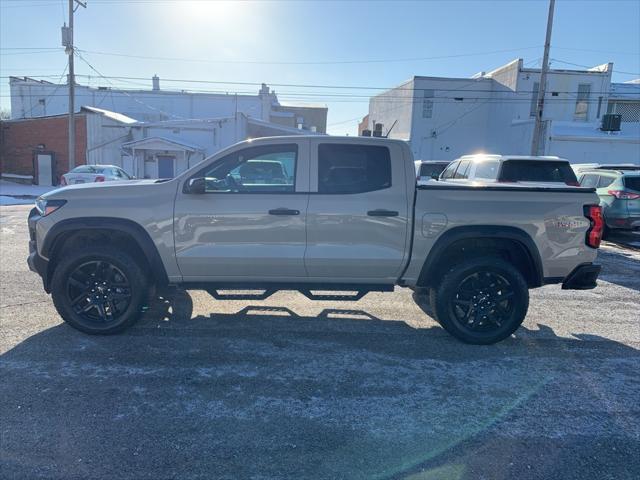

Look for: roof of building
[81,106,138,124]
[121,136,204,152]
[551,121,640,141]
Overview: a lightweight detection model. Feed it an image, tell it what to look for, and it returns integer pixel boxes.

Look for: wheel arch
[417,225,544,289]
[42,217,169,291]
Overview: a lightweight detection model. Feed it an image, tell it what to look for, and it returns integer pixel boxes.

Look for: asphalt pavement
[1,204,639,480]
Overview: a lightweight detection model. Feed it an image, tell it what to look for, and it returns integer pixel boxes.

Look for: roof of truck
[457,154,566,162]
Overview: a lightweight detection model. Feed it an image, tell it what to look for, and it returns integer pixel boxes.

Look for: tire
[429,257,529,345]
[51,246,149,335]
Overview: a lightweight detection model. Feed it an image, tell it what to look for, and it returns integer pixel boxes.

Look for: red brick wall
[0,114,87,184]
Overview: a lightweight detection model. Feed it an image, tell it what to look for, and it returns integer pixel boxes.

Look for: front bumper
[561,263,601,290]
[27,208,50,292]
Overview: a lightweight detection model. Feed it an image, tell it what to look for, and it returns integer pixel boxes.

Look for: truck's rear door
[304,140,409,281]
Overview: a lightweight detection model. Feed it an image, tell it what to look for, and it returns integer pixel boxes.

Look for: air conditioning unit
[601,113,622,132]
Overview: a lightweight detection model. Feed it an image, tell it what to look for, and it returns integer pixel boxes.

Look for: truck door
[305,141,410,281]
[174,140,310,280]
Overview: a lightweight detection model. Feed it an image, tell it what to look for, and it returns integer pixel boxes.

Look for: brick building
[0,113,87,185]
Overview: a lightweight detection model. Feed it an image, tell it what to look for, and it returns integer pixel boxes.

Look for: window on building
[422,89,434,119]
[196,144,298,193]
[574,84,591,120]
[530,82,540,117]
[318,144,391,194]
[607,101,640,122]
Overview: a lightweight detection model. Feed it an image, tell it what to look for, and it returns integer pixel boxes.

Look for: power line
[75,45,543,66]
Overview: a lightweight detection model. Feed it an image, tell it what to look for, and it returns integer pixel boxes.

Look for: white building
[10,76,327,133]
[83,107,317,179]
[364,59,640,164]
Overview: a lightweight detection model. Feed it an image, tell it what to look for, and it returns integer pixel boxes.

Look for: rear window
[499,160,578,185]
[318,144,391,194]
[580,174,599,188]
[419,163,448,178]
[624,176,640,191]
[71,166,105,174]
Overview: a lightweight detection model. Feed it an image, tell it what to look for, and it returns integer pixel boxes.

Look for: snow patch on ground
[0,196,34,206]
[0,180,56,197]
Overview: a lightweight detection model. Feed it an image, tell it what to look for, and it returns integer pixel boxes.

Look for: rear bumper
[561,263,601,290]
[606,216,640,230]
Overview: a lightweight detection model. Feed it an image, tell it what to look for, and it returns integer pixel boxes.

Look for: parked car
[572,163,640,176]
[28,136,603,345]
[414,160,450,182]
[578,169,640,233]
[60,165,133,185]
[440,154,580,186]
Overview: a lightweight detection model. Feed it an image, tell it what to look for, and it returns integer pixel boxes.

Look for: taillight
[608,190,640,200]
[95,175,105,182]
[60,175,67,186]
[584,205,603,249]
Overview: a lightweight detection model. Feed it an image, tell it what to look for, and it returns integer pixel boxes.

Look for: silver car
[61,165,133,186]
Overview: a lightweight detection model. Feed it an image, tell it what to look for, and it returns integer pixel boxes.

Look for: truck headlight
[35,198,67,216]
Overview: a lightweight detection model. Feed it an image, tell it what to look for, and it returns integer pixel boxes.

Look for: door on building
[35,153,54,186]
[157,155,175,178]
[174,140,310,280]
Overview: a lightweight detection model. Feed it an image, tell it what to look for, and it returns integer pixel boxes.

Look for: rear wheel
[429,258,529,344]
[51,247,149,334]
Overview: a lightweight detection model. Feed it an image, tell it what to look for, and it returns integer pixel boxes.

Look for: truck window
[500,160,579,185]
[419,163,447,178]
[440,161,459,180]
[453,160,471,179]
[473,160,500,180]
[197,144,298,193]
[318,144,391,194]
[580,174,599,188]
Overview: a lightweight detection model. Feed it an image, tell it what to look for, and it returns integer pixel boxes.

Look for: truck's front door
[174,140,309,281]
[305,141,410,282]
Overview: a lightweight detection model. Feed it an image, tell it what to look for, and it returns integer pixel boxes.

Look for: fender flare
[42,217,169,287]
[418,225,544,287]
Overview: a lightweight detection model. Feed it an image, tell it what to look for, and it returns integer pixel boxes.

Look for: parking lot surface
[1,204,639,480]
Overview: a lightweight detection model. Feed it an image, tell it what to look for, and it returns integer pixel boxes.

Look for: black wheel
[51,247,149,334]
[430,258,529,344]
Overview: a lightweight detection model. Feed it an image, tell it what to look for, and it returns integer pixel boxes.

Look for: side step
[183,282,394,302]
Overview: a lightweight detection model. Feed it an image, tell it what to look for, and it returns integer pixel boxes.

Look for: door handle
[367,209,399,217]
[269,208,300,216]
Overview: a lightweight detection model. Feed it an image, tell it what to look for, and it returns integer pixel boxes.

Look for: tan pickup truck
[28,136,604,344]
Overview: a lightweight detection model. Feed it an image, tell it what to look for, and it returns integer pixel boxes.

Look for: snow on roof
[121,136,203,152]
[277,101,328,109]
[81,106,138,124]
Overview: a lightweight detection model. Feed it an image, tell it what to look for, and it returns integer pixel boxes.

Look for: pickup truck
[28,136,604,344]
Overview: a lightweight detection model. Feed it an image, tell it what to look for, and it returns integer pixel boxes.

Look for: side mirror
[186,177,206,194]
[430,173,440,180]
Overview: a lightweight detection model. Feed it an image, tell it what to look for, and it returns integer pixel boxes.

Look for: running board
[182,282,394,301]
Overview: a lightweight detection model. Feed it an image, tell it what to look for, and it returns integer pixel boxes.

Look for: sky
[1,0,639,135]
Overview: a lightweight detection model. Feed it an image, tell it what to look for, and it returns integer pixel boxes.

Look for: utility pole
[531,0,555,156]
[63,0,86,171]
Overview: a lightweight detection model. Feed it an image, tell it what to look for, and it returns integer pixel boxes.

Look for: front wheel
[51,246,149,334]
[429,258,529,344]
